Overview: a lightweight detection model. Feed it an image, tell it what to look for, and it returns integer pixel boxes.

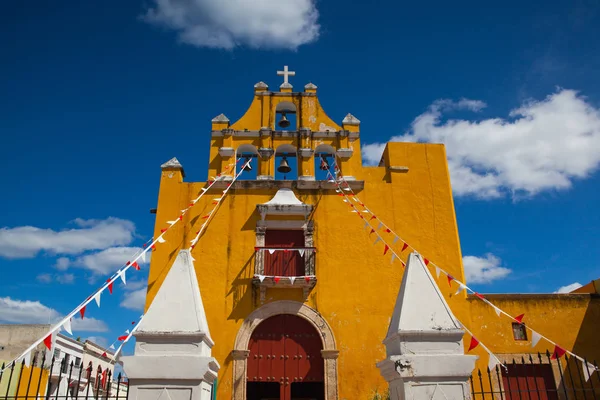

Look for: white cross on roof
[277,66,295,85]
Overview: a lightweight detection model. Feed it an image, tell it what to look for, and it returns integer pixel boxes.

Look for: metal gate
[247,314,324,400]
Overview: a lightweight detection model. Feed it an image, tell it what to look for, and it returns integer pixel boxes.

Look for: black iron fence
[470,351,600,399]
[0,353,128,400]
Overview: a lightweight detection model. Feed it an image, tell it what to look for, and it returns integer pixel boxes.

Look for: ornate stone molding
[336,148,353,159]
[232,301,338,400]
[257,148,274,159]
[218,147,235,157]
[298,148,314,158]
[259,127,272,137]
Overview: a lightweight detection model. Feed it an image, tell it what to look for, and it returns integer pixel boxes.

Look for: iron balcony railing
[254,246,316,278]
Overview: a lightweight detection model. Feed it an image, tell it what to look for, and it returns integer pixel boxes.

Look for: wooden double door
[264,230,305,277]
[247,314,324,400]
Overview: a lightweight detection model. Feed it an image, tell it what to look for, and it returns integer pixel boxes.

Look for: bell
[319,158,329,171]
[278,114,290,128]
[243,157,252,172]
[277,157,292,174]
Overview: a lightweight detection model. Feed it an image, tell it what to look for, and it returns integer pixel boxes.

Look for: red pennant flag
[383,245,390,255]
[370,229,375,235]
[143,243,147,248]
[337,193,344,197]
[468,336,479,352]
[178,215,183,221]
[385,228,391,233]
[189,203,194,207]
[80,306,86,319]
[118,335,128,341]
[401,242,409,252]
[447,275,454,286]
[212,200,219,205]
[551,345,567,360]
[190,244,195,250]
[254,247,259,251]
[43,334,52,350]
[132,262,140,271]
[370,215,377,220]
[202,215,210,219]
[360,203,365,207]
[107,280,114,294]
[274,277,280,284]
[151,244,156,250]
[514,314,525,324]
[305,276,311,283]
[475,293,485,300]
[359,214,364,219]
[101,369,108,388]
[424,258,430,266]
[101,352,107,358]
[160,228,167,233]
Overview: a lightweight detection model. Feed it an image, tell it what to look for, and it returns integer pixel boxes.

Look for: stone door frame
[231,300,339,400]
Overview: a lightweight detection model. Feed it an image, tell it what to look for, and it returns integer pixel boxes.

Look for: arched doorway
[247,314,324,400]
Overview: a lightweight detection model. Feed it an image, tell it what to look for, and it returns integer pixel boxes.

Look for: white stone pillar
[121,250,220,400]
[377,252,477,400]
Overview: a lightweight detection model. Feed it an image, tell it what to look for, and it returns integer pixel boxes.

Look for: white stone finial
[342,113,360,125]
[211,113,230,123]
[254,81,269,90]
[277,65,295,88]
[304,82,317,90]
[161,157,183,170]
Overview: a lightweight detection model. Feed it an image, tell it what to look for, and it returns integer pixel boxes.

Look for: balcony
[252,246,317,302]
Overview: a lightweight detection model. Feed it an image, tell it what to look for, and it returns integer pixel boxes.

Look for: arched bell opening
[314,144,336,181]
[275,144,298,180]
[246,314,325,400]
[275,102,297,131]
[236,144,259,180]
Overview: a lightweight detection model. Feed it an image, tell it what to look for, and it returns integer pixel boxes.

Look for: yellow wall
[145,85,600,399]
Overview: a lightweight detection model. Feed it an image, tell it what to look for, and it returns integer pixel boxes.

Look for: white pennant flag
[157,235,166,243]
[488,354,500,371]
[374,237,381,245]
[167,220,177,226]
[268,249,275,255]
[298,249,305,257]
[583,361,597,381]
[125,329,130,334]
[201,188,208,192]
[180,209,187,214]
[343,199,349,203]
[119,270,127,285]
[351,210,358,213]
[377,222,383,230]
[258,275,266,283]
[494,306,501,317]
[140,251,146,263]
[531,330,542,347]
[109,344,115,350]
[391,253,396,264]
[93,292,101,308]
[393,236,399,244]
[362,209,370,213]
[343,187,351,191]
[455,284,466,295]
[190,237,198,245]
[290,277,296,285]
[335,189,341,193]
[213,197,222,202]
[435,266,441,278]
[363,222,369,229]
[63,318,73,336]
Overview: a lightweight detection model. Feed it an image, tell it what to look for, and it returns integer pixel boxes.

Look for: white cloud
[463,253,511,284]
[120,288,147,311]
[36,273,53,283]
[555,282,583,293]
[0,218,136,259]
[36,273,75,284]
[55,257,71,270]
[0,297,108,332]
[142,0,320,50]
[69,247,150,275]
[86,336,108,349]
[362,89,600,199]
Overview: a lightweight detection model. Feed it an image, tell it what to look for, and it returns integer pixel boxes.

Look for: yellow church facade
[144,69,600,399]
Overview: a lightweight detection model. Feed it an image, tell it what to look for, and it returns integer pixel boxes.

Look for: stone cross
[277,65,295,85]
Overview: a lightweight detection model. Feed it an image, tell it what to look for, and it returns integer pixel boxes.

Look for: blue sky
[1,0,600,354]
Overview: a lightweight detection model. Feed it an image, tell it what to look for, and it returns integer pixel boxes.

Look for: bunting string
[1,161,240,372]
[324,157,598,377]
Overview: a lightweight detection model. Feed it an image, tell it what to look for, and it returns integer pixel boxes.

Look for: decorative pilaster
[121,250,220,400]
[377,252,477,400]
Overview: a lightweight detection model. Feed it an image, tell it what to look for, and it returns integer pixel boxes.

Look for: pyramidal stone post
[121,250,219,400]
[377,252,477,400]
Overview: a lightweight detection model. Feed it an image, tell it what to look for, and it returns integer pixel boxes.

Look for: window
[53,349,61,359]
[512,322,528,341]
[75,357,81,367]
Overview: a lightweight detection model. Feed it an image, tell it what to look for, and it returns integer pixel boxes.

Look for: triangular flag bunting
[290,277,296,285]
[298,249,305,257]
[62,318,73,335]
[435,266,441,278]
[109,344,115,350]
[551,345,567,360]
[424,258,430,266]
[583,361,597,381]
[475,293,485,300]
[125,329,130,334]
[353,197,359,202]
[140,251,146,262]
[202,214,210,219]
[119,270,126,285]
[393,236,399,244]
[468,336,479,352]
[447,274,454,286]
[167,220,177,226]
[93,292,101,307]
[383,245,389,255]
[107,280,114,294]
[391,253,396,263]
[401,242,409,252]
[374,236,381,245]
[268,249,275,255]
[43,334,52,350]
[488,355,500,371]
[385,228,391,233]
[455,284,465,295]
[274,277,280,284]
[118,335,128,341]
[531,331,542,348]
[370,229,375,235]
[160,228,167,233]
[305,276,311,283]
[101,352,107,358]
[157,235,166,243]
[178,215,183,220]
[494,306,501,317]
[80,306,86,319]
[514,314,524,324]
[377,222,383,230]
[258,275,266,283]
[363,222,369,229]
[132,262,140,271]
[370,215,377,220]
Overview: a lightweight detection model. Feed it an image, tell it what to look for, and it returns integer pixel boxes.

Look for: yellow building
[144,68,600,400]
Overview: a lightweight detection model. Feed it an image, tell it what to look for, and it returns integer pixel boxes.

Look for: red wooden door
[502,363,558,400]
[264,230,305,277]
[247,314,324,400]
